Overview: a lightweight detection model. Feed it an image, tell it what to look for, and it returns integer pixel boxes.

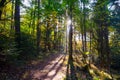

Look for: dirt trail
[22,54,68,80]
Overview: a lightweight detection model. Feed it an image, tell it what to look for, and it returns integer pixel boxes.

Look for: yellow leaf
[85,51,90,55]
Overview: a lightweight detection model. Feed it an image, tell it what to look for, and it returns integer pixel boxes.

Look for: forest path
[22,53,68,80]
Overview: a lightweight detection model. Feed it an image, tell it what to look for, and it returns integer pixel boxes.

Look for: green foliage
[110,31,120,54]
[109,0,120,30]
[0,25,37,63]
[0,0,120,79]
[0,27,20,63]
[110,32,120,70]
[84,51,90,55]
[93,76,99,80]
[19,31,37,60]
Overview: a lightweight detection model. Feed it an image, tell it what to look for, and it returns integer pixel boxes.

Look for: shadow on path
[21,53,67,80]
[66,55,78,80]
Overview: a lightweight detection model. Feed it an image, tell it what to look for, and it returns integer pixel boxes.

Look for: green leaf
[85,51,90,55]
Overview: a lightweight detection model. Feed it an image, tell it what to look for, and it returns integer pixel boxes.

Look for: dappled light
[0,0,120,80]
[21,54,68,80]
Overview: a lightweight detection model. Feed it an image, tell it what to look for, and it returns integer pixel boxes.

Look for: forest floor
[0,52,94,80]
[19,52,93,80]
[1,51,119,80]
[20,53,68,80]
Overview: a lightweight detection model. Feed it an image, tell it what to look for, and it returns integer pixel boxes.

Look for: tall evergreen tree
[93,0,110,68]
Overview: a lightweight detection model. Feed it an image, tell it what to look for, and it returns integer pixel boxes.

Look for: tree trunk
[69,5,73,62]
[54,28,57,50]
[83,2,87,52]
[4,10,6,28]
[81,15,84,51]
[45,21,50,51]
[90,31,92,52]
[32,9,36,34]
[11,0,14,30]
[14,0,21,48]
[98,24,104,68]
[37,0,41,54]
[104,25,110,69]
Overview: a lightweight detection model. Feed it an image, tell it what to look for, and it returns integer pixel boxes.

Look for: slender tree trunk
[83,2,87,51]
[11,0,14,30]
[104,25,110,69]
[4,10,6,28]
[54,27,57,50]
[69,5,73,61]
[73,20,76,52]
[90,31,92,52]
[98,24,104,68]
[66,10,68,54]
[81,20,84,51]
[66,21,68,54]
[37,0,41,54]
[28,10,32,34]
[57,28,59,51]
[14,0,21,47]
[46,21,50,51]
[32,9,36,34]
[81,15,84,51]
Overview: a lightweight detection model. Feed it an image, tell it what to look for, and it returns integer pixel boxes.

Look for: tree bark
[14,0,21,47]
[83,2,87,52]
[69,5,73,62]
[11,0,14,30]
[37,0,41,54]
